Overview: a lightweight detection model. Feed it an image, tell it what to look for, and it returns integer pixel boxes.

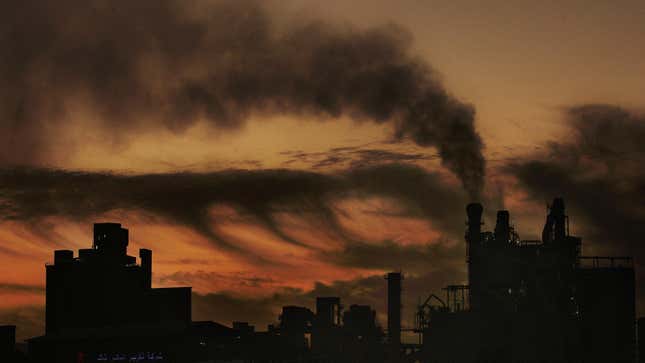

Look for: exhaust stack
[386,272,402,352]
[495,210,510,245]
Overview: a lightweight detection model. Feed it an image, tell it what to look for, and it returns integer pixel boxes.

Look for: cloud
[0,0,484,196]
[321,239,464,273]
[0,164,468,260]
[156,270,277,293]
[0,283,45,295]
[281,145,438,169]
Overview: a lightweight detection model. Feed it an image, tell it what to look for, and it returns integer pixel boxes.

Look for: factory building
[419,198,636,362]
[28,223,236,363]
[42,223,190,335]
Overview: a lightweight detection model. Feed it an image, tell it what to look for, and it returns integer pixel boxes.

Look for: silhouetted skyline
[0,199,635,362]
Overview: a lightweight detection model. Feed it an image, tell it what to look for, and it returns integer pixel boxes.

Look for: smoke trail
[0,0,485,195]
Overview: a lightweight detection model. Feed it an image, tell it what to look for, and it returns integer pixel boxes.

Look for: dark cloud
[505,104,645,311]
[0,0,484,196]
[156,270,276,289]
[0,283,45,294]
[0,164,468,260]
[281,146,438,169]
[343,164,469,237]
[0,244,34,258]
[321,239,464,273]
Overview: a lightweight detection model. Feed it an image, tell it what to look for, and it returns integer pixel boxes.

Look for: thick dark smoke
[506,104,645,312]
[507,104,645,255]
[0,0,485,196]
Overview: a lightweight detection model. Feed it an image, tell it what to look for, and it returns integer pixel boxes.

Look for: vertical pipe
[467,203,483,246]
[552,198,566,240]
[387,272,402,351]
[140,249,152,289]
[466,203,483,311]
[494,210,510,245]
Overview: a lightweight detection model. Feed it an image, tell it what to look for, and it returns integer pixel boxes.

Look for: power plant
[1,198,641,362]
[418,198,636,362]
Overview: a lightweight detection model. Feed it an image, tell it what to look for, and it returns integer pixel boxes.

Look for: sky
[1,0,644,341]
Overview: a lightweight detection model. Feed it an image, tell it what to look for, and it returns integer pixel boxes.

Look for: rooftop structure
[419,198,636,363]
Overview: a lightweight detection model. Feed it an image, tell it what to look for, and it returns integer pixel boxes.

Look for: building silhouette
[418,198,636,362]
[28,223,236,363]
[386,272,402,362]
[16,198,642,362]
[44,223,190,334]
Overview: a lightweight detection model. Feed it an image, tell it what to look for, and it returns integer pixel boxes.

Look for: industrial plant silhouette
[1,198,642,362]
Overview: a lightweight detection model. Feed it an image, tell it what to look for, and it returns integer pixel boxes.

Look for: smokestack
[140,249,152,289]
[467,203,483,246]
[552,198,566,240]
[466,203,483,311]
[542,197,567,244]
[386,272,402,353]
[494,210,510,245]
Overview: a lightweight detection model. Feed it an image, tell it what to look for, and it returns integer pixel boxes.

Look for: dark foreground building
[28,223,237,363]
[419,198,636,363]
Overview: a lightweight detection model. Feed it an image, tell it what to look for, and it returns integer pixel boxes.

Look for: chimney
[552,198,566,240]
[466,203,483,311]
[542,198,567,243]
[140,249,152,289]
[386,272,402,351]
[494,210,510,245]
[466,203,483,246]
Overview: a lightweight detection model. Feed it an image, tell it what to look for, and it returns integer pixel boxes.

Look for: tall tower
[386,272,402,358]
[140,249,152,289]
[466,203,483,311]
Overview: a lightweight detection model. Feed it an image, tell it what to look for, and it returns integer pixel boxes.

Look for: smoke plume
[505,104,645,312]
[0,0,485,196]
